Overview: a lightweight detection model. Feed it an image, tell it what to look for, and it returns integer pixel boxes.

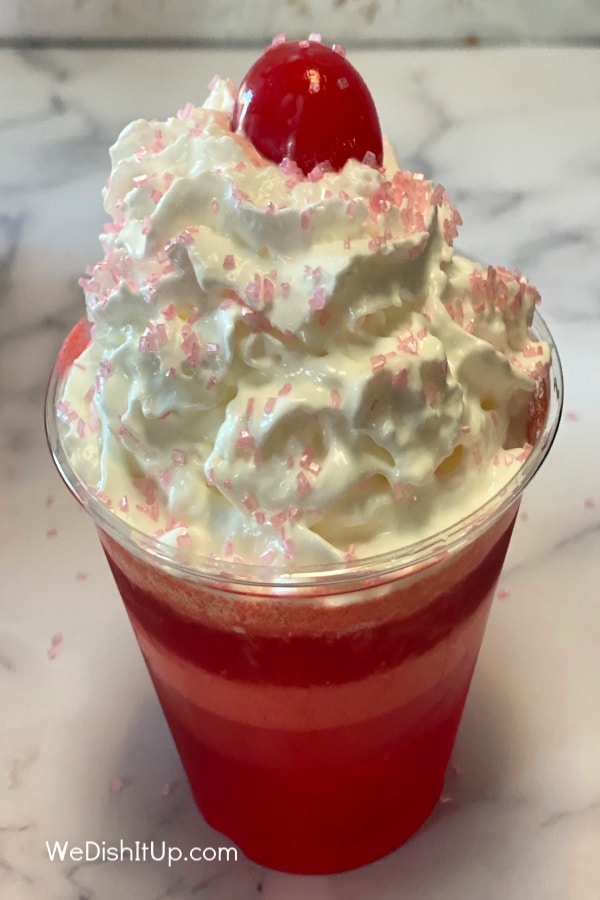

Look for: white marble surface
[1,46,599,899]
[2,0,600,43]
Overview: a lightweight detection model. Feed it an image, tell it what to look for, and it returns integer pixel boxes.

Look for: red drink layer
[99,502,518,874]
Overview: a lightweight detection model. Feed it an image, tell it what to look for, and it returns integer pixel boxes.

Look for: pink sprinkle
[211,199,219,213]
[177,101,195,119]
[277,382,292,397]
[308,32,322,42]
[271,511,288,528]
[301,209,314,231]
[300,448,314,469]
[288,506,301,522]
[141,216,152,235]
[566,410,579,422]
[337,76,349,90]
[265,201,275,215]
[133,477,156,505]
[422,382,438,406]
[296,471,311,496]
[393,482,404,501]
[263,278,275,303]
[178,227,197,246]
[155,324,168,347]
[397,331,418,355]
[119,495,129,512]
[584,497,596,509]
[164,172,174,188]
[523,343,544,359]
[260,549,277,565]
[150,189,163,205]
[102,222,123,236]
[206,342,220,355]
[75,571,88,582]
[343,238,351,250]
[344,544,356,563]
[520,511,530,522]
[392,368,409,389]
[223,254,236,270]
[264,397,277,415]
[162,303,177,321]
[471,446,483,466]
[330,388,342,408]
[242,492,259,511]
[51,632,63,647]
[283,539,296,560]
[271,32,286,46]
[223,538,234,557]
[110,777,125,794]
[136,502,160,522]
[99,359,113,380]
[431,184,446,207]
[516,444,532,463]
[255,511,266,526]
[139,332,157,354]
[176,532,193,550]
[223,479,232,490]
[159,468,172,491]
[370,354,387,373]
[236,429,255,453]
[332,43,347,57]
[505,452,515,468]
[45,494,55,508]
[309,287,327,311]
[362,150,378,168]
[497,588,510,600]
[160,781,177,797]
[46,528,58,539]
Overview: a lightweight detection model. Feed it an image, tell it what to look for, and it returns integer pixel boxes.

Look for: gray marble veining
[1,46,599,900]
[2,0,600,43]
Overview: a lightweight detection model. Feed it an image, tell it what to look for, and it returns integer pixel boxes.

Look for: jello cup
[46,311,562,874]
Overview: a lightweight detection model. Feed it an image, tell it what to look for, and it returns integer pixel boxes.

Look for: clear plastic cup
[46,311,562,874]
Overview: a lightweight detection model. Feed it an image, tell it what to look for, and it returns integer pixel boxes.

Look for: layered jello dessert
[46,37,562,873]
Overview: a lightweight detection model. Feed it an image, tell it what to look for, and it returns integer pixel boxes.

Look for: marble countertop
[1,46,599,900]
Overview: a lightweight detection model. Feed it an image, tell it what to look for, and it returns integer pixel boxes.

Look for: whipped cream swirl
[58,79,550,565]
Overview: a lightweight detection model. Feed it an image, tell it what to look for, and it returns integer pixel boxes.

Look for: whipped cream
[57,79,550,565]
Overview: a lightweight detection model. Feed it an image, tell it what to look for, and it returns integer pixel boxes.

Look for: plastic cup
[45,311,562,874]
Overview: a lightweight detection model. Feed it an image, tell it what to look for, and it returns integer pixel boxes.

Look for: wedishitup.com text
[46,839,238,867]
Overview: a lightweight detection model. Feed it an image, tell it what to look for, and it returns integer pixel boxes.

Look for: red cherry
[231,39,383,176]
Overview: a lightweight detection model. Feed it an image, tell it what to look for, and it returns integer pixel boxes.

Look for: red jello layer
[98,501,519,872]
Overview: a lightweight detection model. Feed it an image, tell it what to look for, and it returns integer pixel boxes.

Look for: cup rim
[45,309,563,589]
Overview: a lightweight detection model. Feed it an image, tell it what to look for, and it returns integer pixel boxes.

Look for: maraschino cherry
[231,37,383,176]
